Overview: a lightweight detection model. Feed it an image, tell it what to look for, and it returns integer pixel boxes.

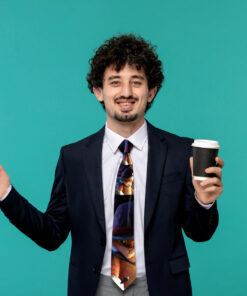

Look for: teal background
[0,0,246,295]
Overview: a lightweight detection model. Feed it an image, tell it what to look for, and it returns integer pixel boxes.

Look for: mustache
[114,96,138,103]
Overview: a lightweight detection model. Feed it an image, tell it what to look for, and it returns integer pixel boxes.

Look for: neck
[106,117,145,138]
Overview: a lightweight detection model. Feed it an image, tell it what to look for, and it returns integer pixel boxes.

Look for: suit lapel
[83,126,106,234]
[144,122,168,232]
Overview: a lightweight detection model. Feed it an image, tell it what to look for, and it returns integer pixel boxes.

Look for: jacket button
[100,239,106,246]
[93,265,100,274]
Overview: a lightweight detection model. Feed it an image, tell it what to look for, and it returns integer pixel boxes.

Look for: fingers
[205,157,224,179]
[0,164,7,174]
[200,177,222,187]
[216,157,224,168]
[189,157,193,176]
[200,177,223,195]
[205,167,222,179]
[200,185,223,194]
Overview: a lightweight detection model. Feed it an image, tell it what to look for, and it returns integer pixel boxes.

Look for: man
[0,34,224,296]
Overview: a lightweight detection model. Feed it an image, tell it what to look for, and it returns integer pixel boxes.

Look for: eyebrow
[108,75,121,81]
[107,75,145,81]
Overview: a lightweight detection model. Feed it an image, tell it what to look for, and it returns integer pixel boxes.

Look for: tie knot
[119,140,133,154]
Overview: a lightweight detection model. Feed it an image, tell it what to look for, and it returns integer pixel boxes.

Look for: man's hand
[189,156,224,205]
[0,164,11,199]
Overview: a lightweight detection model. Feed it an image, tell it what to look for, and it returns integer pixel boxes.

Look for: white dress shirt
[101,121,149,277]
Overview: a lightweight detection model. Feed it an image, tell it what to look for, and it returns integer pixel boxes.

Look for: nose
[120,83,133,97]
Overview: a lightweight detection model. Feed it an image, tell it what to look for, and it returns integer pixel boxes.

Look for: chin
[114,112,138,122]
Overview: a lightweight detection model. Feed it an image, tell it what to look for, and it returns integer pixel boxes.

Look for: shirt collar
[104,120,148,153]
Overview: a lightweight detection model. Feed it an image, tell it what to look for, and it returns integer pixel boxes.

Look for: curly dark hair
[87,34,164,112]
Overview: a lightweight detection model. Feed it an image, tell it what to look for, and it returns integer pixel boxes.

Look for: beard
[114,112,138,122]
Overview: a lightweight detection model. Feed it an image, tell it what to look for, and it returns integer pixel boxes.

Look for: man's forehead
[104,63,146,78]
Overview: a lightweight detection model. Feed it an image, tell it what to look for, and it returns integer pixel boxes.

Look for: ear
[147,86,158,103]
[93,87,104,103]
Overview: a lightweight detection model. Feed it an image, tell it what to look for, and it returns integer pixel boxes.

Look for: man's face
[93,64,157,125]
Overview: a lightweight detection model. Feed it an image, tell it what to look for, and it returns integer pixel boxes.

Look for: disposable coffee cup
[191,139,220,180]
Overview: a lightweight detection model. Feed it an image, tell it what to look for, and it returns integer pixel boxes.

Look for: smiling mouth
[116,99,136,111]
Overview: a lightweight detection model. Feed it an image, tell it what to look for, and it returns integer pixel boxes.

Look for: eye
[133,81,142,85]
[111,81,120,86]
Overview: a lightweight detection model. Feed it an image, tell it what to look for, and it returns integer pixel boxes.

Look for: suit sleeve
[0,148,70,251]
[181,149,219,242]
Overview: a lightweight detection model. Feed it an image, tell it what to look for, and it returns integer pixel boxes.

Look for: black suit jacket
[0,121,218,296]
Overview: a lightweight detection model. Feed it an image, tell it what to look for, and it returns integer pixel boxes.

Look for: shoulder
[147,121,194,155]
[60,125,105,156]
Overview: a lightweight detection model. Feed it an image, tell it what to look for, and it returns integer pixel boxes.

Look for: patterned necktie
[111,139,136,290]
